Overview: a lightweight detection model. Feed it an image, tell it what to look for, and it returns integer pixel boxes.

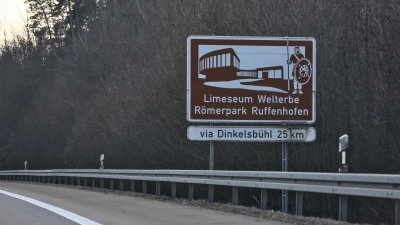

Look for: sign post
[24,161,27,170]
[208,123,215,203]
[187,36,316,212]
[282,140,288,212]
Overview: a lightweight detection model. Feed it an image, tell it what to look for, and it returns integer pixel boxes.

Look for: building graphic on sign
[198,46,312,94]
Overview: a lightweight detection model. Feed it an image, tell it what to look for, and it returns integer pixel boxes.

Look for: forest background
[0,0,399,224]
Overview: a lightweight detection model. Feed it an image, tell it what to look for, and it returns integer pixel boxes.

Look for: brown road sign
[187,36,316,124]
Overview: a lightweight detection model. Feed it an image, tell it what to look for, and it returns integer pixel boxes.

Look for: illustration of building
[199,48,289,91]
[199,48,240,81]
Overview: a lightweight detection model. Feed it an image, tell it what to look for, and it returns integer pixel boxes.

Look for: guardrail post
[64,177,68,185]
[25,175,27,181]
[208,185,214,203]
[84,178,88,187]
[260,189,267,210]
[156,182,161,196]
[47,177,50,184]
[339,195,348,221]
[92,178,95,188]
[119,179,124,191]
[57,177,60,184]
[119,180,123,191]
[77,177,81,186]
[142,181,147,194]
[100,179,104,189]
[70,177,74,186]
[130,180,135,192]
[171,182,176,199]
[188,184,194,200]
[110,179,114,190]
[232,187,239,205]
[396,200,400,225]
[296,191,304,216]
[52,177,55,184]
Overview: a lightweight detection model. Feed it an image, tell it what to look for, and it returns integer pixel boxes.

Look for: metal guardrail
[1,169,399,224]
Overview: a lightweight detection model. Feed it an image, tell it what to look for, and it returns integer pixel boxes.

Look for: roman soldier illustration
[287,46,312,94]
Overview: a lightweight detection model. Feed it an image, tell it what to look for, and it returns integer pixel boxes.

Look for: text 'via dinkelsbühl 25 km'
[187,127,316,142]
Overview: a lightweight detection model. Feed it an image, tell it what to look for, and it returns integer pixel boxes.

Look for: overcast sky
[0,0,27,41]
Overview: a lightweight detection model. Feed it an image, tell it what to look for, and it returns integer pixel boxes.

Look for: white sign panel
[187,126,316,142]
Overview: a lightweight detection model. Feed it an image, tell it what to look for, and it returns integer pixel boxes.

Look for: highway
[0,181,291,225]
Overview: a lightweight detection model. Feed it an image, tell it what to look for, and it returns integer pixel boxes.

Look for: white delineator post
[100,154,104,169]
[338,134,349,222]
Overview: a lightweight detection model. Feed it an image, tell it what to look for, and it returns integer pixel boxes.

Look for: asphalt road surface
[0,181,292,225]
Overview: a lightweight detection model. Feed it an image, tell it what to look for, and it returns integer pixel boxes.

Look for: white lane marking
[0,190,102,225]
[204,79,288,93]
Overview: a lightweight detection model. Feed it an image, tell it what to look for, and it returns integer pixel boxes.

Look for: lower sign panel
[187,126,316,142]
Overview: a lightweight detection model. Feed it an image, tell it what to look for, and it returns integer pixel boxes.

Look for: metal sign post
[24,161,27,170]
[209,123,214,170]
[100,154,104,169]
[282,142,288,213]
[208,123,215,203]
